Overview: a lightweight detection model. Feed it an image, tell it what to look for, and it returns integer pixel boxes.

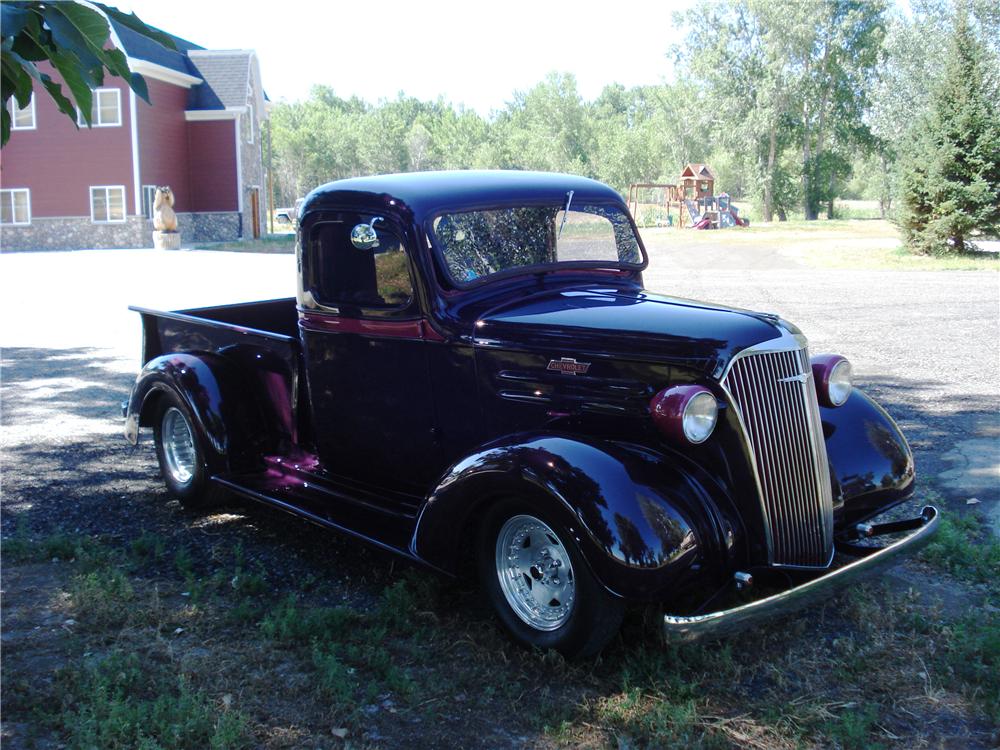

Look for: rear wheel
[153,391,225,509]
[479,501,624,658]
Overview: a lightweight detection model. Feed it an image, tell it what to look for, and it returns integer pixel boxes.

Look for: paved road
[2,246,998,529]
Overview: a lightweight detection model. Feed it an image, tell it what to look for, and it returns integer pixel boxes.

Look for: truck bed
[130,297,300,364]
[128,296,427,551]
[130,297,306,446]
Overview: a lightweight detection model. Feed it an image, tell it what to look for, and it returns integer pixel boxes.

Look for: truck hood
[473,286,795,378]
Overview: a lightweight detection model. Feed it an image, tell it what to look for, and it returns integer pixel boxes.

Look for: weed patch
[933,612,1000,723]
[594,688,722,748]
[259,594,358,643]
[819,703,882,750]
[69,568,135,627]
[55,651,249,749]
[3,529,111,567]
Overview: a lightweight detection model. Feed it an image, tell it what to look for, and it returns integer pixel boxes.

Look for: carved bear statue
[153,186,178,232]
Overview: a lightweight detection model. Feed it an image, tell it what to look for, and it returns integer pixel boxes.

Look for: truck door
[298,212,438,495]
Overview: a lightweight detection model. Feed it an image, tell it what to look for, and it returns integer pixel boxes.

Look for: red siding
[137,79,192,211]
[187,120,238,212]
[1,66,134,217]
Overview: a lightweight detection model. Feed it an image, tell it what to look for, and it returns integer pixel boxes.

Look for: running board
[210,471,421,564]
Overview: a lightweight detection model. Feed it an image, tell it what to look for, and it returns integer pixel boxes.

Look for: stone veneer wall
[180,212,241,244]
[239,113,266,239]
[0,212,241,252]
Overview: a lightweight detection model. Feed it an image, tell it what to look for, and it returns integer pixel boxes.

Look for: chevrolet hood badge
[547,357,591,375]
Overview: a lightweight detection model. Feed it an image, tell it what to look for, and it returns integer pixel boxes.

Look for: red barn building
[1,19,268,251]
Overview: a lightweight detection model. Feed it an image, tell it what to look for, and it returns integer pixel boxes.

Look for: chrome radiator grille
[722,346,834,567]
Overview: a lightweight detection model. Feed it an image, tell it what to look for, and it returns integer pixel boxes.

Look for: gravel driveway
[2,244,997,523]
[643,252,1000,528]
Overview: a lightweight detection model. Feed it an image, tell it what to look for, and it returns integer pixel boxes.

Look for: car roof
[300,170,624,220]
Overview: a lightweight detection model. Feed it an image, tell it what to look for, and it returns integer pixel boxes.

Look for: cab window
[305,218,414,312]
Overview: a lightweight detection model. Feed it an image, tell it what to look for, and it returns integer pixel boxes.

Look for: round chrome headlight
[811,354,852,407]
[650,385,719,445]
[682,390,719,443]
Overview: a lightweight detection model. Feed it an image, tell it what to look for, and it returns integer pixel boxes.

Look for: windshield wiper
[557,190,574,240]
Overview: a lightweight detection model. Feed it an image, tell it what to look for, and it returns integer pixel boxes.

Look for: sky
[117,0,693,114]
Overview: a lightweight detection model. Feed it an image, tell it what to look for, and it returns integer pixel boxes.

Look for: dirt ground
[2,230,998,748]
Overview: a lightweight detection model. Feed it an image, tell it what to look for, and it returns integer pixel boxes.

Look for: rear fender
[412,433,734,601]
[124,352,266,471]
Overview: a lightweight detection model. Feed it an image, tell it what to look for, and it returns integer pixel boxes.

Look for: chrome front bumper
[663,506,939,641]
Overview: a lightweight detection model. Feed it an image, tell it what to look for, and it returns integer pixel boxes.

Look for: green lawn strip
[640,220,999,271]
[190,236,294,253]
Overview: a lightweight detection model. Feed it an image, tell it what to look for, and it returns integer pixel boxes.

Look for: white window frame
[0,188,31,226]
[141,185,157,219]
[90,185,127,223]
[9,95,36,130]
[77,88,122,127]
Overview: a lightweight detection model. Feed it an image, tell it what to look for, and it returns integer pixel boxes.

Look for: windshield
[431,203,643,285]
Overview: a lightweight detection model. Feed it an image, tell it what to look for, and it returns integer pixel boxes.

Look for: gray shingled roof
[186,51,251,110]
[110,15,267,113]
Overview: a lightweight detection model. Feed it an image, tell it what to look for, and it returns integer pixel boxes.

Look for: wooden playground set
[627,163,749,230]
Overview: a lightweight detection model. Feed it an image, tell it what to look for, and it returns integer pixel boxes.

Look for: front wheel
[479,503,624,658]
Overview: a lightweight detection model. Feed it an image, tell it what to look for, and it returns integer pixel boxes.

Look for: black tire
[152,390,226,509]
[478,500,624,659]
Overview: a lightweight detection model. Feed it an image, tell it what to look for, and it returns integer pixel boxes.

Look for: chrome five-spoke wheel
[153,391,225,509]
[161,406,197,487]
[495,514,576,631]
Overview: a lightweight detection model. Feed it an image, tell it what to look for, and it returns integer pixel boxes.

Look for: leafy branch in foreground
[0,1,174,146]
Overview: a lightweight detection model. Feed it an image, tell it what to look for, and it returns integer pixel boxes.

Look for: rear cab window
[301,215,415,315]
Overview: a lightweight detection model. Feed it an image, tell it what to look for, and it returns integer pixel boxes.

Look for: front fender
[412,433,734,601]
[822,388,915,524]
[124,352,265,471]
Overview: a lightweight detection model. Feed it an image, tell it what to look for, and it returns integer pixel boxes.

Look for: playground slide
[685,197,749,229]
[689,204,749,230]
[684,199,701,225]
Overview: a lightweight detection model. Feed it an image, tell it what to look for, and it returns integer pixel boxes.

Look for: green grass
[920,512,1000,594]
[640,218,1000,271]
[259,594,358,643]
[56,652,250,750]
[819,704,882,750]
[937,612,1000,723]
[69,568,136,628]
[5,515,998,748]
[258,584,422,711]
[191,235,294,253]
[2,529,100,564]
[593,688,719,748]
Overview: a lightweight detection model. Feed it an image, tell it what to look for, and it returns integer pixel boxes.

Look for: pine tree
[899,6,1000,254]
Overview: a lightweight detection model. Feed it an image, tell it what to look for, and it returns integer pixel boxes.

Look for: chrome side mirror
[350,216,384,250]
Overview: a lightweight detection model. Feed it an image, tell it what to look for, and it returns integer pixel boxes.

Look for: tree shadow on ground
[860,374,999,509]
[1,347,135,440]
